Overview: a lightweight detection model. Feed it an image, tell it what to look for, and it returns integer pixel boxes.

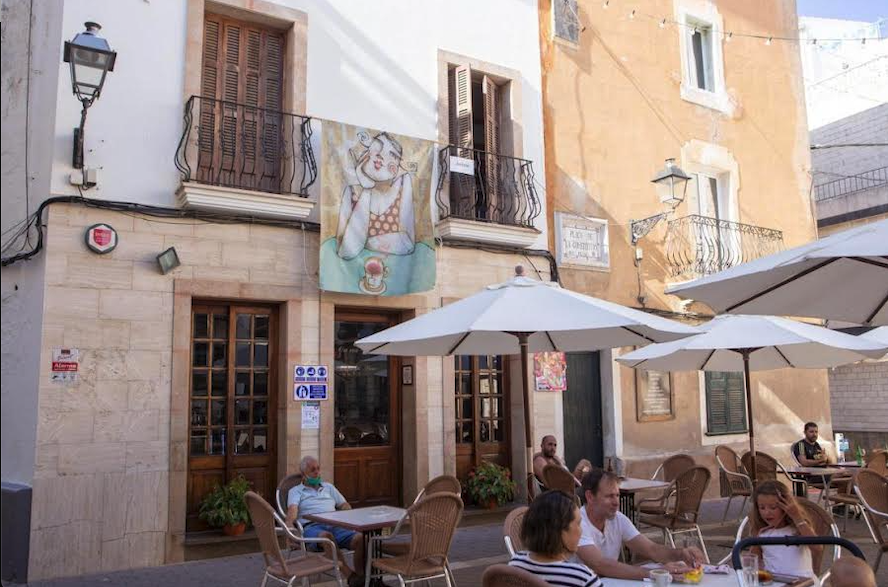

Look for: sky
[797,0,887,22]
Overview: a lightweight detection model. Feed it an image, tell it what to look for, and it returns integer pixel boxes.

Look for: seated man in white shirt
[576,469,705,581]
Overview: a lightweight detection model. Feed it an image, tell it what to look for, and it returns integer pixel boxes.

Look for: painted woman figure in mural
[335,132,415,260]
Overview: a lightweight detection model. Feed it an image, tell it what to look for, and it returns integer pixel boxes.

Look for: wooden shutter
[448,65,474,218]
[449,65,474,153]
[482,75,501,221]
[706,372,747,434]
[200,14,284,191]
[199,18,220,158]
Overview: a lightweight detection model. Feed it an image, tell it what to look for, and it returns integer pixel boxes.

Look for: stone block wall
[829,360,888,454]
[29,202,548,580]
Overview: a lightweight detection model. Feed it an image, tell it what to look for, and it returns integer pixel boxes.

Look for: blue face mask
[306,475,322,487]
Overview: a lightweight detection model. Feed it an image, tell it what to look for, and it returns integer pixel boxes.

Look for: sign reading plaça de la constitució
[555,212,609,269]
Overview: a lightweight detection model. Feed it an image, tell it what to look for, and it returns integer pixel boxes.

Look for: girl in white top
[509,491,603,587]
[748,480,819,579]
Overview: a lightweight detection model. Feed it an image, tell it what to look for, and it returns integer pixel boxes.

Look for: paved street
[17,498,886,587]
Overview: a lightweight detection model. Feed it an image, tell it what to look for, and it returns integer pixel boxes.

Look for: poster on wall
[50,348,80,384]
[636,369,674,421]
[534,352,567,391]
[301,402,320,430]
[319,122,436,296]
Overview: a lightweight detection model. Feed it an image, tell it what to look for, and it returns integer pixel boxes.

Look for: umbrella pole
[518,332,532,450]
[742,350,757,487]
[517,333,533,491]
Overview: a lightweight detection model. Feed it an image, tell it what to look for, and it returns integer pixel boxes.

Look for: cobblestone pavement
[15,498,887,587]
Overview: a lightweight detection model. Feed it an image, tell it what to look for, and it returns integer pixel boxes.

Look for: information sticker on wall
[301,402,320,430]
[51,348,80,384]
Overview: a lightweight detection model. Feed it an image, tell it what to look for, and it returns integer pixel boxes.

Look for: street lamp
[63,22,116,169]
[630,158,691,244]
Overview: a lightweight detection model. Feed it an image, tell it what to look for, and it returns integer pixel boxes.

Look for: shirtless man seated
[532,435,592,491]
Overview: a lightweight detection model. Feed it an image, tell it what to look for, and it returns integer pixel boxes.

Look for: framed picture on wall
[402,365,413,386]
[636,369,674,422]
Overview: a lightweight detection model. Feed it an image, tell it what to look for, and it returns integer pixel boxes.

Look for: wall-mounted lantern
[63,22,116,170]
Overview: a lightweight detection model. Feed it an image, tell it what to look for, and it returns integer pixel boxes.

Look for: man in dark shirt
[792,421,828,467]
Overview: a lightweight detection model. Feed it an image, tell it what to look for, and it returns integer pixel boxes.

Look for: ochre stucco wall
[539,0,829,484]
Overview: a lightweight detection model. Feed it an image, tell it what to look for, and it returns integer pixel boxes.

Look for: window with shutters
[197,14,285,193]
[554,0,580,44]
[446,66,510,223]
[705,371,748,435]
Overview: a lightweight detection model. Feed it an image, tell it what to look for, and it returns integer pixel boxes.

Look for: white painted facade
[48,0,547,248]
[798,16,888,130]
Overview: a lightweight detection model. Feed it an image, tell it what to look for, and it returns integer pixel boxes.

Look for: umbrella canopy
[858,326,888,348]
[356,274,699,356]
[665,218,888,326]
[617,314,888,483]
[355,268,699,473]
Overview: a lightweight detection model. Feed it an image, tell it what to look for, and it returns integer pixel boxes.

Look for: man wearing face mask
[285,455,364,586]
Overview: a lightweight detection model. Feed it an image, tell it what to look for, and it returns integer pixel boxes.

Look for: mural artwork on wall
[320,123,436,295]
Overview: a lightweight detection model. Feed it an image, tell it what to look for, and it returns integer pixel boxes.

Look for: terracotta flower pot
[222,522,246,536]
[486,498,499,510]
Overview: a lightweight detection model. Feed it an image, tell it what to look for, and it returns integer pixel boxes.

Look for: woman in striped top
[509,491,603,587]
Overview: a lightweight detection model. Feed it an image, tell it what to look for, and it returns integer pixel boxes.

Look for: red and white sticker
[51,348,80,384]
[85,223,118,254]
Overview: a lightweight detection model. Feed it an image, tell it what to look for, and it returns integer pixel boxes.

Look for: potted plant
[466,462,516,509]
[198,475,251,535]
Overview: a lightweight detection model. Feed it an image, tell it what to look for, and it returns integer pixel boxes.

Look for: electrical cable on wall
[0,197,562,286]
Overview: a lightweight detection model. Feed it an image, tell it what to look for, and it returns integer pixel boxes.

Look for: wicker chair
[275,473,304,518]
[854,469,888,572]
[797,497,841,578]
[482,564,550,587]
[503,506,528,557]
[741,450,804,495]
[414,475,461,503]
[638,466,712,563]
[245,491,344,587]
[715,445,753,523]
[542,463,577,497]
[525,473,537,503]
[370,492,463,586]
[866,450,888,476]
[381,475,462,557]
[637,454,696,516]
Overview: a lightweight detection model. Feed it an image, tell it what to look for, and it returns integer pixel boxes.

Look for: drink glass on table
[740,553,759,587]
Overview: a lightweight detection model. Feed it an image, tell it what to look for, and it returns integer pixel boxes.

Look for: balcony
[813,166,887,202]
[434,145,542,247]
[174,96,317,220]
[665,215,784,281]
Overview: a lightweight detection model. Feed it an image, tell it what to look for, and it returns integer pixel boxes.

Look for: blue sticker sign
[294,383,328,401]
[294,364,329,385]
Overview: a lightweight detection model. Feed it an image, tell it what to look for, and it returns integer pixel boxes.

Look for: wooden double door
[187,303,277,531]
[333,311,401,507]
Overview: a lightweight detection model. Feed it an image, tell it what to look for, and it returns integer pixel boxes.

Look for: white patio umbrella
[616,314,888,483]
[666,218,888,326]
[858,326,888,349]
[355,267,699,467]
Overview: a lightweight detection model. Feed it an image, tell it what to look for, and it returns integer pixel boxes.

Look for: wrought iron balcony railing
[813,166,887,202]
[175,95,317,197]
[435,145,542,228]
[665,215,784,281]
